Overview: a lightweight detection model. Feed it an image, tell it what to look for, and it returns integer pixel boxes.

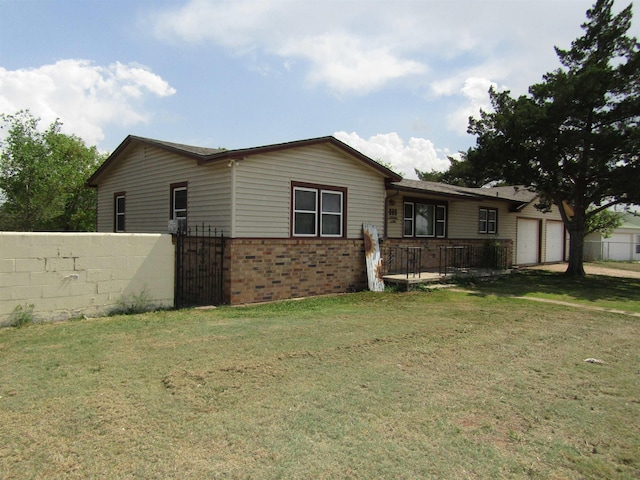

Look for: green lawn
[1,273,639,479]
[459,268,640,314]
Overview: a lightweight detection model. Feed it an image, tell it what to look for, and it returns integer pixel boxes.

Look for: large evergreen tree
[0,110,104,231]
[466,0,639,276]
[415,148,502,187]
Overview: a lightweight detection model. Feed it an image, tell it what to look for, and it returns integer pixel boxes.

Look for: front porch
[382,242,512,289]
[383,267,512,289]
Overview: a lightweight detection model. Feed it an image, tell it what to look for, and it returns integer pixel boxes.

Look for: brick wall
[226,239,367,305]
[382,238,514,271]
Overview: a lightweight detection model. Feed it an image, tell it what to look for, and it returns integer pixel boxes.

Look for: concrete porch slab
[383,268,512,287]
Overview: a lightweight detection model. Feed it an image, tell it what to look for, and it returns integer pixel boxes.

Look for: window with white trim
[479,207,498,234]
[292,184,345,237]
[171,182,188,230]
[403,201,446,238]
[114,192,125,232]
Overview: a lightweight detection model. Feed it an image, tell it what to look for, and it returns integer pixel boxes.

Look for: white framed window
[293,187,318,236]
[171,182,188,230]
[479,207,498,234]
[404,201,446,238]
[403,202,414,236]
[436,204,446,237]
[321,190,343,237]
[292,183,346,237]
[114,192,125,232]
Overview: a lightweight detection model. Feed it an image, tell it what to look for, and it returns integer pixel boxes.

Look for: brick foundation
[382,238,513,271]
[225,238,368,305]
[220,237,513,306]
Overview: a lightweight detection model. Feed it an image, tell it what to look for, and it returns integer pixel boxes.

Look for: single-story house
[87,135,567,305]
[584,212,640,261]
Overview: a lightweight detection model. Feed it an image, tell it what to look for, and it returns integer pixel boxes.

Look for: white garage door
[545,221,565,263]
[517,218,540,265]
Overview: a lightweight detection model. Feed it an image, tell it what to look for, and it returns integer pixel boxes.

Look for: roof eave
[87,134,403,188]
[388,181,531,207]
[388,183,480,201]
[199,136,403,181]
[86,135,208,187]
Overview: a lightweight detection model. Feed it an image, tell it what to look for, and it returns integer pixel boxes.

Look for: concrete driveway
[528,262,640,279]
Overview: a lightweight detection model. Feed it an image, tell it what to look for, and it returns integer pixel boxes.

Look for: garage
[516,218,540,265]
[545,220,565,263]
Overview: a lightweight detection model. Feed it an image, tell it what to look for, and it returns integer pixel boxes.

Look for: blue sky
[1,0,637,178]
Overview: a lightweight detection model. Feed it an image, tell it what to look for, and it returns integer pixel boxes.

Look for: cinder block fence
[0,232,174,325]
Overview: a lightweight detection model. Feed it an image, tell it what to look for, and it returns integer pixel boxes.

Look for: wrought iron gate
[175,225,225,308]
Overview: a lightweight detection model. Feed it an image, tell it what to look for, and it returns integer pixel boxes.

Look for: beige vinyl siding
[448,199,508,239]
[387,196,511,240]
[386,193,448,239]
[96,144,232,233]
[232,144,387,238]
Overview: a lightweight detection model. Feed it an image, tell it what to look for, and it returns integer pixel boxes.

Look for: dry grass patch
[1,290,638,479]
[590,260,640,273]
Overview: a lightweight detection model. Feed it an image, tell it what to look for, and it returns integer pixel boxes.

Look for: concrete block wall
[227,239,367,305]
[0,233,174,325]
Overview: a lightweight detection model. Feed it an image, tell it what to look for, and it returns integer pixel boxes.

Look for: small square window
[479,207,498,234]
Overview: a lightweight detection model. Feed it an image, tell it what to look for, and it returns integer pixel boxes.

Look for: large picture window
[114,192,125,232]
[403,201,446,238]
[292,183,345,237]
[479,207,498,234]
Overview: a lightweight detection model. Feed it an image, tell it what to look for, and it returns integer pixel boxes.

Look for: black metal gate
[175,224,225,308]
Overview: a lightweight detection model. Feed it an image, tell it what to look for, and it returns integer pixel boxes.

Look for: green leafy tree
[585,209,623,238]
[0,110,104,231]
[414,167,445,183]
[466,0,639,276]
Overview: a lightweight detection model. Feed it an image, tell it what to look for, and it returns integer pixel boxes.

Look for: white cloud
[151,0,432,94]
[150,0,627,102]
[446,77,500,135]
[334,131,451,179]
[151,0,271,46]
[0,60,176,146]
[280,33,426,95]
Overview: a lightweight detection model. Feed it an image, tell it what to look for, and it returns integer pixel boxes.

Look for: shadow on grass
[456,270,640,306]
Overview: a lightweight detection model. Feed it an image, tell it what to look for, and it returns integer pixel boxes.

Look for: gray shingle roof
[133,137,225,157]
[390,179,537,205]
[87,134,402,187]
